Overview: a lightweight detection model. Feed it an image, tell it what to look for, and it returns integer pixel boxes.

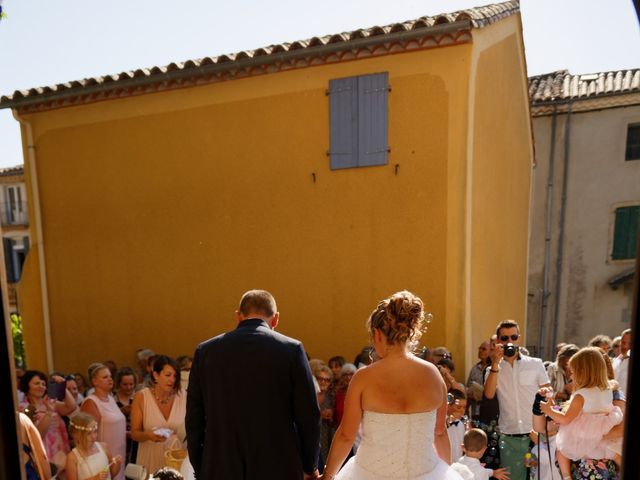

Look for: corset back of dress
[355,411,439,477]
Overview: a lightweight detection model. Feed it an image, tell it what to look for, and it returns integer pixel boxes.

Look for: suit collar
[237,318,270,330]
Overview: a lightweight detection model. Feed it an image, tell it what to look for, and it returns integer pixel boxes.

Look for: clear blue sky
[0,0,638,168]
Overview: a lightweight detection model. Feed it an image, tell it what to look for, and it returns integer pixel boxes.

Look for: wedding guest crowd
[14,322,631,480]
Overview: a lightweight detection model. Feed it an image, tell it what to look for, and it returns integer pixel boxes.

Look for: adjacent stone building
[0,165,30,313]
[527,69,640,359]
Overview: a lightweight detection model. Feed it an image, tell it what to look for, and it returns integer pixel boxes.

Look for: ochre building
[0,1,533,376]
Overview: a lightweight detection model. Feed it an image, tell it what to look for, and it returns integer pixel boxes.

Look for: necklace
[153,388,173,405]
[95,392,110,402]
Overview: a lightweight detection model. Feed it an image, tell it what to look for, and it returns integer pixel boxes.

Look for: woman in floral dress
[20,370,76,472]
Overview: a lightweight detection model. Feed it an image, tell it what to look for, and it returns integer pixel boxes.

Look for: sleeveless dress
[136,388,187,474]
[19,399,70,469]
[85,394,127,480]
[335,411,463,479]
[556,387,623,461]
[72,442,111,480]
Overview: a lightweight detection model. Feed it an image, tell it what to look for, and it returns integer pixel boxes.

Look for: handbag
[164,437,188,470]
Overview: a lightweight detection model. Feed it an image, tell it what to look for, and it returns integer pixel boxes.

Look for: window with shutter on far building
[612,205,639,260]
[2,236,29,283]
[625,124,640,161]
[328,72,389,170]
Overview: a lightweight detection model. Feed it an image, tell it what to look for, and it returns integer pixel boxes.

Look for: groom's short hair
[239,290,277,317]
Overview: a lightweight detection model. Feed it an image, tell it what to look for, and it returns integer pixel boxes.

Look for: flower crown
[70,420,98,433]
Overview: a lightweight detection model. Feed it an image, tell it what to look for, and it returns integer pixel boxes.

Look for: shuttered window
[328,72,388,170]
[612,205,639,260]
[2,237,29,283]
[625,124,640,161]
[3,238,17,283]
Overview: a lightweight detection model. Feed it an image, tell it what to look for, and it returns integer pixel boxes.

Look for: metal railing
[0,202,28,226]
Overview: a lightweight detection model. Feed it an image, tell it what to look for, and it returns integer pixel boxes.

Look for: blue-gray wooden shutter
[329,77,359,169]
[357,72,389,167]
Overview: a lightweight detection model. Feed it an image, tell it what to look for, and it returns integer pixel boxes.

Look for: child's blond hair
[69,412,98,451]
[569,347,610,391]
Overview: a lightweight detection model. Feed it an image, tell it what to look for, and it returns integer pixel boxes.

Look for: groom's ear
[235,310,244,323]
[270,312,280,330]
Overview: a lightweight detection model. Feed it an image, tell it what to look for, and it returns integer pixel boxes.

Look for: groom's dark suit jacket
[186,318,321,479]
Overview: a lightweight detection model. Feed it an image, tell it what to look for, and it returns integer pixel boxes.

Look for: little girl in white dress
[65,412,123,480]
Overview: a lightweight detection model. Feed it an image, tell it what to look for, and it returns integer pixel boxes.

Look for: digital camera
[532,392,546,416]
[503,343,518,358]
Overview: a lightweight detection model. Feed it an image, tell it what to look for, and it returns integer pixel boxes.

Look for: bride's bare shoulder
[411,356,445,377]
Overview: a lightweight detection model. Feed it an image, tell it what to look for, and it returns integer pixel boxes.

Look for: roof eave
[0,19,473,112]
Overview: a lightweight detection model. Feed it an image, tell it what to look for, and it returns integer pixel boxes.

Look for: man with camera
[484,320,549,480]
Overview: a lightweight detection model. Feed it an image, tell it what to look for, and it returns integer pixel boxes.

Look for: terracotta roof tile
[0,1,519,110]
[0,165,24,177]
[529,69,640,104]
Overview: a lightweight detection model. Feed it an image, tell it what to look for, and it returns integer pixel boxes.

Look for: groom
[186,289,321,479]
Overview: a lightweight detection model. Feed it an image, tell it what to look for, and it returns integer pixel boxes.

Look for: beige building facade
[527,70,640,359]
[0,165,30,313]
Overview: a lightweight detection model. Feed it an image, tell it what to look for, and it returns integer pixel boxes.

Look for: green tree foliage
[11,313,26,368]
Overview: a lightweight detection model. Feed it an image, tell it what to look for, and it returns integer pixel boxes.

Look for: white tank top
[72,442,111,480]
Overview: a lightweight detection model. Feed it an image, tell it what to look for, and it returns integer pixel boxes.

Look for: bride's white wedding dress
[335,410,463,479]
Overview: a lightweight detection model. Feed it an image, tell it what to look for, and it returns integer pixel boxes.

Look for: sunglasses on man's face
[500,334,519,342]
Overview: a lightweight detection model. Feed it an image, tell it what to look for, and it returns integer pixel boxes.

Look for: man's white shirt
[613,352,630,395]
[454,456,493,480]
[447,421,465,463]
[485,354,549,434]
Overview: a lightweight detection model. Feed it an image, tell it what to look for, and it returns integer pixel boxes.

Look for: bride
[320,291,462,480]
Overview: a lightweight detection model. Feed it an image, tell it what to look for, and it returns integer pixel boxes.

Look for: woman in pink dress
[80,363,127,480]
[20,370,76,471]
[130,355,187,474]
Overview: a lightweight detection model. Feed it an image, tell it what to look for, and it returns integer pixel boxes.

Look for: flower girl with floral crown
[65,413,122,480]
[540,347,623,480]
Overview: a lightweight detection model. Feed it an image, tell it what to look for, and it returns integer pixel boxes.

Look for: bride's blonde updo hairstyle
[367,290,429,351]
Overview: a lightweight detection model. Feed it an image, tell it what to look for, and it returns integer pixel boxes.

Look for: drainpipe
[550,100,573,353]
[12,110,54,373]
[538,105,558,360]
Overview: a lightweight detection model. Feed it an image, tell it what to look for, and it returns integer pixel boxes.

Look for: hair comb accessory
[70,420,97,432]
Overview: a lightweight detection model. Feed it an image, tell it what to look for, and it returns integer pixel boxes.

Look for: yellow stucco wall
[468,17,533,356]
[19,45,476,374]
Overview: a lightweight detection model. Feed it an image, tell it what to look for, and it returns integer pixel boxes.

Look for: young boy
[453,429,509,480]
[447,388,468,462]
